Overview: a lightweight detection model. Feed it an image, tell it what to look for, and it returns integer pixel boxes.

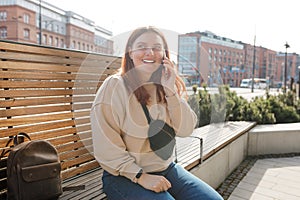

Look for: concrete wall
[190,122,300,189]
[248,122,300,155]
[190,133,248,189]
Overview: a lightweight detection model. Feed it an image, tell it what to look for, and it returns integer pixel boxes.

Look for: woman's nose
[144,47,154,54]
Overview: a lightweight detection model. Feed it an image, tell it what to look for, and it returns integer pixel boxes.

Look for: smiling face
[129,32,165,74]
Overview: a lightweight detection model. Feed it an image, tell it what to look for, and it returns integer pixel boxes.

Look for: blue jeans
[102,162,224,200]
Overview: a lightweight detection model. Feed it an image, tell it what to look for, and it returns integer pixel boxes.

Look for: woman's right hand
[137,173,172,193]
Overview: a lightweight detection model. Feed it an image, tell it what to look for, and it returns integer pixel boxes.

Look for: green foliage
[192,85,198,94]
[198,87,211,127]
[188,86,300,127]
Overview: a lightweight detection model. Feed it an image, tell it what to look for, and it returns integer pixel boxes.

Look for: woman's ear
[128,48,133,60]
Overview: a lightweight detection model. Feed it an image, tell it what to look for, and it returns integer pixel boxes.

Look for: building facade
[178,31,298,88]
[275,52,300,87]
[178,31,245,87]
[0,0,113,54]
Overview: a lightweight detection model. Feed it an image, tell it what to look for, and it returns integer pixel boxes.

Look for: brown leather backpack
[4,133,62,200]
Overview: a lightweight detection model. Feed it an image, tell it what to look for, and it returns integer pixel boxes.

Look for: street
[187,87,281,101]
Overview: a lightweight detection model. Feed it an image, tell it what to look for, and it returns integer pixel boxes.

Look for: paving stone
[217,153,300,200]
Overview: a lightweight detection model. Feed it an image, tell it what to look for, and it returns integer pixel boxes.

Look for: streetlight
[251,36,256,93]
[39,0,42,45]
[284,42,290,93]
[298,66,300,98]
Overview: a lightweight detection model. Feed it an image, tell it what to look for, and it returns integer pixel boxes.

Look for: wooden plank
[59,146,93,161]
[0,52,121,70]
[61,153,94,169]
[0,131,90,151]
[55,139,93,153]
[0,41,121,63]
[183,122,256,170]
[0,61,119,73]
[0,105,73,117]
[50,134,92,149]
[0,88,98,98]
[0,120,75,138]
[60,168,105,200]
[0,112,75,128]
[61,161,99,180]
[0,70,103,81]
[0,41,91,58]
[0,96,95,108]
[0,80,104,89]
[0,102,93,117]
[0,126,90,148]
[0,51,88,65]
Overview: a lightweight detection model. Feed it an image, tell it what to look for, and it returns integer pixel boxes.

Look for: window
[55,37,59,47]
[42,34,47,44]
[48,23,53,31]
[23,29,30,39]
[60,39,64,48]
[0,11,7,21]
[49,36,53,46]
[42,21,47,29]
[36,33,40,43]
[72,40,76,49]
[0,26,7,38]
[23,14,30,24]
[55,25,59,33]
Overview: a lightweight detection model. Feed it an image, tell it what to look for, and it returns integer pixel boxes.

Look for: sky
[45,0,300,54]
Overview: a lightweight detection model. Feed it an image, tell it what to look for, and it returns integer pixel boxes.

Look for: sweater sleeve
[165,94,198,137]
[90,76,141,182]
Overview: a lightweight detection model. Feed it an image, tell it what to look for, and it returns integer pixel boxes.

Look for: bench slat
[0,96,95,108]
[0,61,120,73]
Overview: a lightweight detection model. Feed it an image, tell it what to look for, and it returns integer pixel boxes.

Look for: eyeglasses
[132,45,164,52]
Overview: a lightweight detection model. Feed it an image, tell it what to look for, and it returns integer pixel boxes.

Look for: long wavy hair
[120,26,187,105]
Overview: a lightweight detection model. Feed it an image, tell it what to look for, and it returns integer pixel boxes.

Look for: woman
[91,26,223,200]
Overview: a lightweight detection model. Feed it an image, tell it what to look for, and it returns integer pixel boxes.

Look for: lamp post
[39,0,42,45]
[284,42,290,93]
[251,36,256,93]
[298,66,300,99]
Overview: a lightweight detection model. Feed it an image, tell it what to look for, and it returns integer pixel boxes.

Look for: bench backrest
[0,40,121,194]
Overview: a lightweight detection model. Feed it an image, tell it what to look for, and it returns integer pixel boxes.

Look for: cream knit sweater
[90,74,197,182]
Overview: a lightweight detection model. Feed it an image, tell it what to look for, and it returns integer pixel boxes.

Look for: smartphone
[148,56,165,84]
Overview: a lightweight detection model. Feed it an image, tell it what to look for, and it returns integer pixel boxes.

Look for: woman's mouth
[143,59,155,63]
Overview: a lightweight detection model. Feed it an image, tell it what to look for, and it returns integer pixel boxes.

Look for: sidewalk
[217,154,300,200]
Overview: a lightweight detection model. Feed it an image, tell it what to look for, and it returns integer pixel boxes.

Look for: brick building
[178,31,299,87]
[178,31,246,87]
[0,0,113,54]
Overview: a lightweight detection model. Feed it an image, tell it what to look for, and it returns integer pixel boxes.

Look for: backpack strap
[0,132,31,159]
[13,132,31,146]
[0,138,13,159]
[141,104,153,124]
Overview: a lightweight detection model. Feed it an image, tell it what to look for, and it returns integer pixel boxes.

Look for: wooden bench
[0,40,256,199]
[0,40,120,199]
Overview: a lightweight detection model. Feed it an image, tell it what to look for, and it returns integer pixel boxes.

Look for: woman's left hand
[161,58,176,96]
